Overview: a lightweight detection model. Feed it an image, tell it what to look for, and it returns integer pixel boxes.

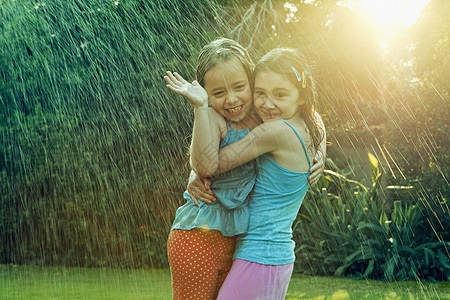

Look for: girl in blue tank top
[186,48,325,300]
[166,41,325,299]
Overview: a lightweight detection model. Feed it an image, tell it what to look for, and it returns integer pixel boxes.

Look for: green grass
[286,275,449,300]
[0,265,171,300]
[0,265,448,299]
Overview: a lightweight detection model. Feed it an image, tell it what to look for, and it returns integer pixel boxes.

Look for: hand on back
[308,153,325,186]
[187,171,216,206]
[164,71,208,108]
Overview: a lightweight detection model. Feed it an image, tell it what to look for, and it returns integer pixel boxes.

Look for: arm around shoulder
[211,121,279,176]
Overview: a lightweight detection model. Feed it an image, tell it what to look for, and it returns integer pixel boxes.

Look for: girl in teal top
[170,120,256,236]
[184,48,325,299]
[164,38,262,300]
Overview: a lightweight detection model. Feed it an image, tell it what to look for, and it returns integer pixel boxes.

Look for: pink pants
[217,259,294,300]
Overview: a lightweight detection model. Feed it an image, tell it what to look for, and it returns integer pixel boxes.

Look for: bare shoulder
[207,107,228,138]
[255,119,307,138]
[252,119,287,136]
[274,119,314,147]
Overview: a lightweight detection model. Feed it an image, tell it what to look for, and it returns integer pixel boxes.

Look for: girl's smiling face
[253,70,304,122]
[204,57,253,124]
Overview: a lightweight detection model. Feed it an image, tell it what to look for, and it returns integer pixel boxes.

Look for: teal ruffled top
[171,122,256,236]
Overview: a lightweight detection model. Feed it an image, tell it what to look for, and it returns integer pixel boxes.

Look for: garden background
[0,0,448,287]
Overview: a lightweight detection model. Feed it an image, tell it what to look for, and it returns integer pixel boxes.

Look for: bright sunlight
[359,0,430,26]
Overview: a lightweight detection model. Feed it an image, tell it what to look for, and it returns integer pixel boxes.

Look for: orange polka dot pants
[167,229,236,300]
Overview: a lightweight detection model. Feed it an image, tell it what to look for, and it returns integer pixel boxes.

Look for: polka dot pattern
[167,228,236,300]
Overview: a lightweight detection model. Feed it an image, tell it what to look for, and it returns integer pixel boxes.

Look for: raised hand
[164,71,208,108]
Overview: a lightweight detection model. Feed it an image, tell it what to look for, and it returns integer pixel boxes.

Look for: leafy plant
[294,153,449,282]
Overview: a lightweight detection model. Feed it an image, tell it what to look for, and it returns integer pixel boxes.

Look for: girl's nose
[226,93,238,105]
[263,98,275,108]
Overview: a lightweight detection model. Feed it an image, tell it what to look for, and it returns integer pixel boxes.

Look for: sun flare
[359,0,430,27]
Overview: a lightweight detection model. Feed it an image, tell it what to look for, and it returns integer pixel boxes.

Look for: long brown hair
[254,48,323,153]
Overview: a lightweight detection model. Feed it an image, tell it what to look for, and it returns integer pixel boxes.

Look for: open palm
[164,71,208,108]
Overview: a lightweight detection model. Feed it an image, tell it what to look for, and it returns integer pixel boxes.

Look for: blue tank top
[233,120,311,265]
[171,122,256,236]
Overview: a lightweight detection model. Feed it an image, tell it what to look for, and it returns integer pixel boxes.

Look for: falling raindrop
[0,0,448,298]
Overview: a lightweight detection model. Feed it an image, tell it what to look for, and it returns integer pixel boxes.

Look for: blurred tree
[413,0,449,93]
[379,0,449,240]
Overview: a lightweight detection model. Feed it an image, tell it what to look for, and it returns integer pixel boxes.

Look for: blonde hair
[196,38,254,87]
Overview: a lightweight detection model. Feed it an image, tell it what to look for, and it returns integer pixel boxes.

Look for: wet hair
[185,39,253,170]
[254,48,323,153]
[196,38,254,87]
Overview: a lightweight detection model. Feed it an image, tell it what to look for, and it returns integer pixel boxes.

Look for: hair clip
[291,66,307,88]
[217,48,232,54]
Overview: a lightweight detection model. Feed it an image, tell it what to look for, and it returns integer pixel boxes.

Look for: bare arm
[203,122,278,176]
[164,71,220,175]
[188,107,221,175]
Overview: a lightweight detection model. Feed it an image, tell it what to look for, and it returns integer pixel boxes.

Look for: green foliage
[0,0,235,267]
[1,0,448,275]
[0,105,183,267]
[294,153,449,282]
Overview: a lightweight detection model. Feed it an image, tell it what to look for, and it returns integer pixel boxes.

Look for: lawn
[0,265,448,299]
